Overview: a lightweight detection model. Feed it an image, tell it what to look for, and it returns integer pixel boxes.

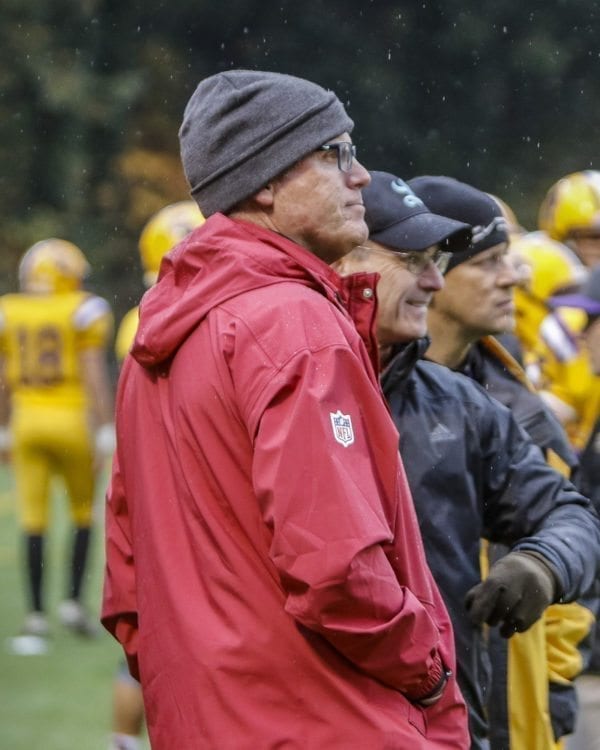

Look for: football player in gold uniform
[0,238,114,640]
[534,172,600,449]
[511,231,590,430]
[537,172,600,750]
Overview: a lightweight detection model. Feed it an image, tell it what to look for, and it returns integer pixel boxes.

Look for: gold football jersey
[0,290,113,410]
[516,305,600,451]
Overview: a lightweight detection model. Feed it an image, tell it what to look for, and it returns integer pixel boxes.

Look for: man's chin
[349,220,369,247]
[333,230,369,259]
[397,324,427,342]
[491,316,516,335]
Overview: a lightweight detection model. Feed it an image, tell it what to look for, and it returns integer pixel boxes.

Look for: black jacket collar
[381,337,431,393]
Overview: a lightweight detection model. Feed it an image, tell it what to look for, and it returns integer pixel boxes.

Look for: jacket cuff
[518,550,563,601]
[404,654,445,702]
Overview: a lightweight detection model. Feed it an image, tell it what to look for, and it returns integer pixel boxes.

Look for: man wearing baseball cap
[102,73,468,749]
[409,175,575,464]
[335,171,600,748]
[410,175,600,750]
[334,172,469,358]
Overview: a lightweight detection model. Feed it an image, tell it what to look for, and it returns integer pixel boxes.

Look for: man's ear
[253,184,275,208]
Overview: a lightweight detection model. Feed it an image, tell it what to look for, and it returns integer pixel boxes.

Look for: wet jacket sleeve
[101,451,141,681]
[248,344,446,700]
[478,397,600,601]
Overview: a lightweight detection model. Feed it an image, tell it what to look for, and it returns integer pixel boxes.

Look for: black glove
[465,551,560,638]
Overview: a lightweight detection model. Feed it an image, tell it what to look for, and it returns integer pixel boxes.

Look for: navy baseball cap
[549,265,600,316]
[408,175,509,271]
[363,171,472,253]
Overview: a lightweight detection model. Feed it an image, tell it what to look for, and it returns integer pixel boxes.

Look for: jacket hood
[132,214,345,368]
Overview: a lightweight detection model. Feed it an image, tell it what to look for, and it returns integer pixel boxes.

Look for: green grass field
[0,464,150,749]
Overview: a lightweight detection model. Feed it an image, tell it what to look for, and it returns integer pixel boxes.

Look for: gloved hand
[465,551,560,638]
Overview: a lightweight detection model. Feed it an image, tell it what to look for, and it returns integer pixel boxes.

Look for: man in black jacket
[410,175,597,748]
[334,171,600,750]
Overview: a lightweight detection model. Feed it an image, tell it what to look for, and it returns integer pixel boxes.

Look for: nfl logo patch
[330,410,354,447]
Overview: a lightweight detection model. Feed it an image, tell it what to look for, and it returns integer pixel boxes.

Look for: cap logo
[330,410,354,447]
[471,215,508,245]
[390,178,424,209]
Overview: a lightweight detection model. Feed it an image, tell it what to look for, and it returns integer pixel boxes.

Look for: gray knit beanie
[179,70,354,217]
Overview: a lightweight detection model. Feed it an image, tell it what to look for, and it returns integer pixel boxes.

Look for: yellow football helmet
[538,171,600,242]
[139,201,205,286]
[514,231,587,303]
[513,231,588,355]
[18,239,90,294]
[488,194,525,240]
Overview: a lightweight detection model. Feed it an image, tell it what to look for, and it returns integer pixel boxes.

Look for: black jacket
[459,338,593,743]
[459,337,579,474]
[381,338,600,748]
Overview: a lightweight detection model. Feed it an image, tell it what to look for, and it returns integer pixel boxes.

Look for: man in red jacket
[102,69,468,749]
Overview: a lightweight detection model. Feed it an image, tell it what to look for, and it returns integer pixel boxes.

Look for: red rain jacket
[102,214,468,749]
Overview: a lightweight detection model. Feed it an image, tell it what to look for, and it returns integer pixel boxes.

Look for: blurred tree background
[1,0,600,324]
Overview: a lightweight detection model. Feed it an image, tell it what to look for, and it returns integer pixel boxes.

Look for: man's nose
[348,158,371,188]
[419,262,445,292]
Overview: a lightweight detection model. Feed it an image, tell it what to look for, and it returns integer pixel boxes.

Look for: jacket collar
[381,337,431,392]
[133,213,381,375]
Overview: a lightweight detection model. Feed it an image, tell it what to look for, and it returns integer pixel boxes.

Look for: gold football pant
[11,406,95,532]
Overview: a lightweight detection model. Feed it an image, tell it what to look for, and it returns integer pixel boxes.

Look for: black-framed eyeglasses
[362,244,452,275]
[394,247,452,275]
[317,141,357,172]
